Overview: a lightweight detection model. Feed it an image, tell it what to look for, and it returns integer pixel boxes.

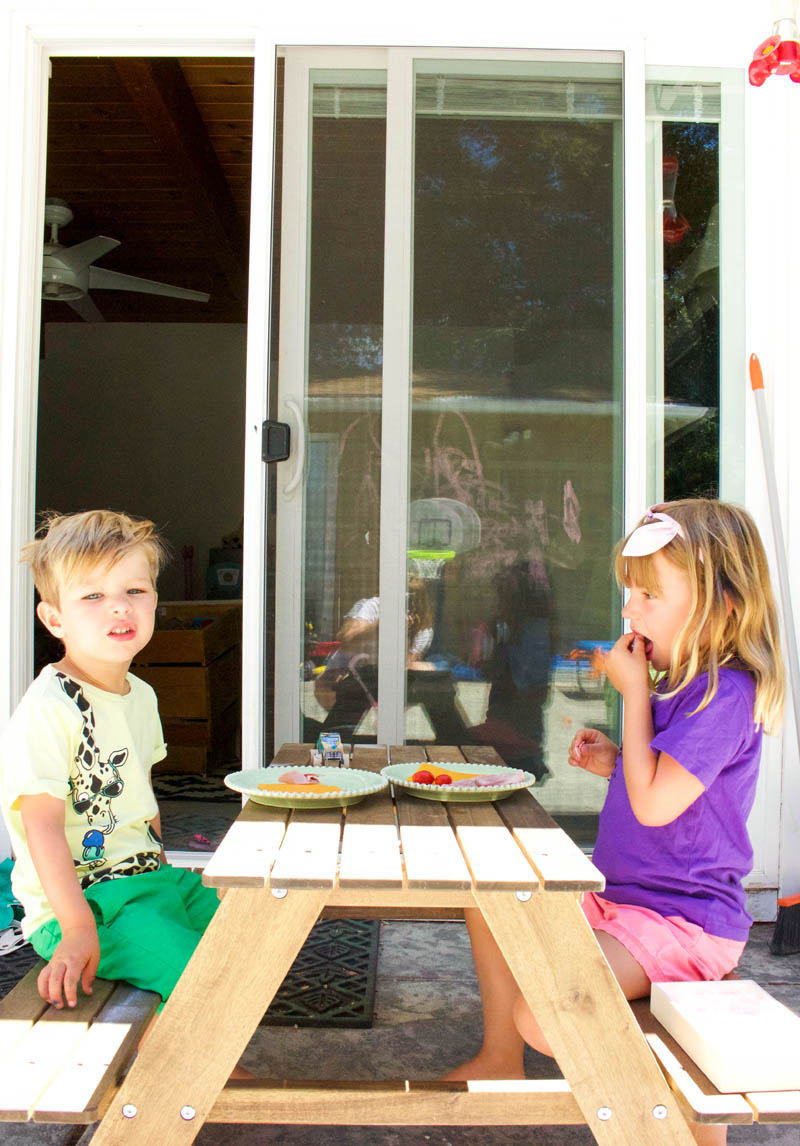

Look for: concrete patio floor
[3,920,799,1146]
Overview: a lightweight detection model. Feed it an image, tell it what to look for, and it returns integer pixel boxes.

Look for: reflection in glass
[301,77,386,743]
[408,62,624,835]
[661,121,720,499]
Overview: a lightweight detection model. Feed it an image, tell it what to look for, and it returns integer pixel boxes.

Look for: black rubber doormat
[261,918,380,1029]
[152,773,239,802]
[0,939,39,999]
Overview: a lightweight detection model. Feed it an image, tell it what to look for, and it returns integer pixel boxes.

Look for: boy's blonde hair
[21,510,168,606]
[615,499,785,734]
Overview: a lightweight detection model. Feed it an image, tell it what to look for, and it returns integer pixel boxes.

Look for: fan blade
[57,236,120,271]
[88,267,210,302]
[66,295,106,322]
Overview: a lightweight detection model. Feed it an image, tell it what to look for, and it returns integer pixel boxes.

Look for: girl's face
[621,550,694,672]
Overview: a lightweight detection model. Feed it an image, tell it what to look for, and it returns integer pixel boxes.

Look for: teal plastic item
[0,858,21,930]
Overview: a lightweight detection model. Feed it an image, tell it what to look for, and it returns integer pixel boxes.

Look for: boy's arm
[18,793,100,1009]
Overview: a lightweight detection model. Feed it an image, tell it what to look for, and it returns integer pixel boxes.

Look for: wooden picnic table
[88,743,698,1146]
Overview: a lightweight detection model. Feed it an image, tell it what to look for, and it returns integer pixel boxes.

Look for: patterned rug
[0,919,380,1029]
[261,918,380,1028]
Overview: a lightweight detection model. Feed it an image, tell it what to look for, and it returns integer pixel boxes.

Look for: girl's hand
[604,631,650,698]
[568,728,618,778]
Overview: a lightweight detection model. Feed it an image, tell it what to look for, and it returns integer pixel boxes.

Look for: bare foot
[440,1053,525,1082]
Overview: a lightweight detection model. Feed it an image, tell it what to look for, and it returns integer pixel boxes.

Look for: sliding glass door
[274,48,742,841]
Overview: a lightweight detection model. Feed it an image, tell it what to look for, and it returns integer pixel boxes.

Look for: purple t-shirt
[592,668,761,941]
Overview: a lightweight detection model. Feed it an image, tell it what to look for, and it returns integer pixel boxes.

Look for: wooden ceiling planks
[43,57,255,323]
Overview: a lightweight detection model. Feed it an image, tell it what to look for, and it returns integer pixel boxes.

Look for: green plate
[381,762,536,803]
[224,767,388,809]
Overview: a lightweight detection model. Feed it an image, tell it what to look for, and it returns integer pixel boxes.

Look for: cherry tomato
[434,774,452,786]
[411,769,434,784]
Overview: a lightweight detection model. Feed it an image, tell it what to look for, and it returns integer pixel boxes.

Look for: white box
[650,980,800,1093]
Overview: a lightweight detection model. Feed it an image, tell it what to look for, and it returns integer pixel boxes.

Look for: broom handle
[749,353,800,758]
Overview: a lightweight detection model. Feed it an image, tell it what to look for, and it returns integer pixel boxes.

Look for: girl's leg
[510,933,726,1145]
[442,908,526,1079]
[513,930,651,1055]
[689,1125,727,1146]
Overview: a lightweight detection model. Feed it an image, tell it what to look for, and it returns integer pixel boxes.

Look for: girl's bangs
[615,550,662,594]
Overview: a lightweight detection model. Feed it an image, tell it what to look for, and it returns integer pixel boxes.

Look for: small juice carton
[317,731,344,767]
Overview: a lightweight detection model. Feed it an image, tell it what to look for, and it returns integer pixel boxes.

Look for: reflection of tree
[662,121,720,501]
[664,410,719,501]
[414,116,615,392]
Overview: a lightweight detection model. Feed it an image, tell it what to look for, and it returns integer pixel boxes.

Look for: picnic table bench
[0,963,159,1125]
[0,743,797,1141]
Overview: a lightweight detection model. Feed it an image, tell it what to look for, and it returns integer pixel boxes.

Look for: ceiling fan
[42,198,210,321]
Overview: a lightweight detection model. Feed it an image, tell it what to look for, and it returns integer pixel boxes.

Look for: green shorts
[30,865,219,1005]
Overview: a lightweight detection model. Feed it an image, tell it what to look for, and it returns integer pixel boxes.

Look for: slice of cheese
[257,782,342,794]
[650,979,800,1093]
[407,765,479,783]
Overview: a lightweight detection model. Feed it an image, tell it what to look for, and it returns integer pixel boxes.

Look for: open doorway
[35,57,254,852]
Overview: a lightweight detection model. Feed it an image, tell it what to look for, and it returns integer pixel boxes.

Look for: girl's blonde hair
[615,499,785,733]
[21,510,168,606]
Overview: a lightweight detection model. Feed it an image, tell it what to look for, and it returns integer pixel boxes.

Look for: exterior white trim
[622,42,648,533]
[273,48,311,747]
[240,32,276,768]
[376,48,415,746]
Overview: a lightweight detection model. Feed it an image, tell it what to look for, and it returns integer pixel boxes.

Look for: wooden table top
[203,743,604,897]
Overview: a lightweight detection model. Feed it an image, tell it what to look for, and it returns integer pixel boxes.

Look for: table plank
[34,984,160,1123]
[460,745,506,767]
[269,809,343,889]
[209,1077,583,1125]
[474,889,697,1145]
[350,746,388,773]
[0,964,49,1062]
[272,743,314,765]
[203,801,289,888]
[395,792,472,890]
[631,1000,753,1125]
[0,978,117,1121]
[746,1091,800,1122]
[424,746,464,763]
[498,792,604,891]
[339,794,404,888]
[447,802,539,891]
[642,1033,754,1125]
[389,745,425,765]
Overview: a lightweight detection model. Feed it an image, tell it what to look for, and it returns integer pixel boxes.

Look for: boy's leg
[89,869,219,1002]
[442,907,526,1080]
[167,864,220,931]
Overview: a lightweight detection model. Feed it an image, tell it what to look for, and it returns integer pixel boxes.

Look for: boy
[0,510,220,1011]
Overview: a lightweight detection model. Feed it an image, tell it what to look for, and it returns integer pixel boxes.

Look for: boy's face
[37,547,157,671]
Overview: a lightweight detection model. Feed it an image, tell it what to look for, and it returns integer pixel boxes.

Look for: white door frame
[0,17,274,812]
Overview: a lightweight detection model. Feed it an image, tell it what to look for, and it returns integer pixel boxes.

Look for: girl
[445,499,784,1146]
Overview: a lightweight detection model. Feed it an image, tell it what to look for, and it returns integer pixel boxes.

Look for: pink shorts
[581,892,746,983]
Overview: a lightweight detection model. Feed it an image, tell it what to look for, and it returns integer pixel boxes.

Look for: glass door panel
[300,70,387,743]
[646,72,744,505]
[407,59,624,836]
